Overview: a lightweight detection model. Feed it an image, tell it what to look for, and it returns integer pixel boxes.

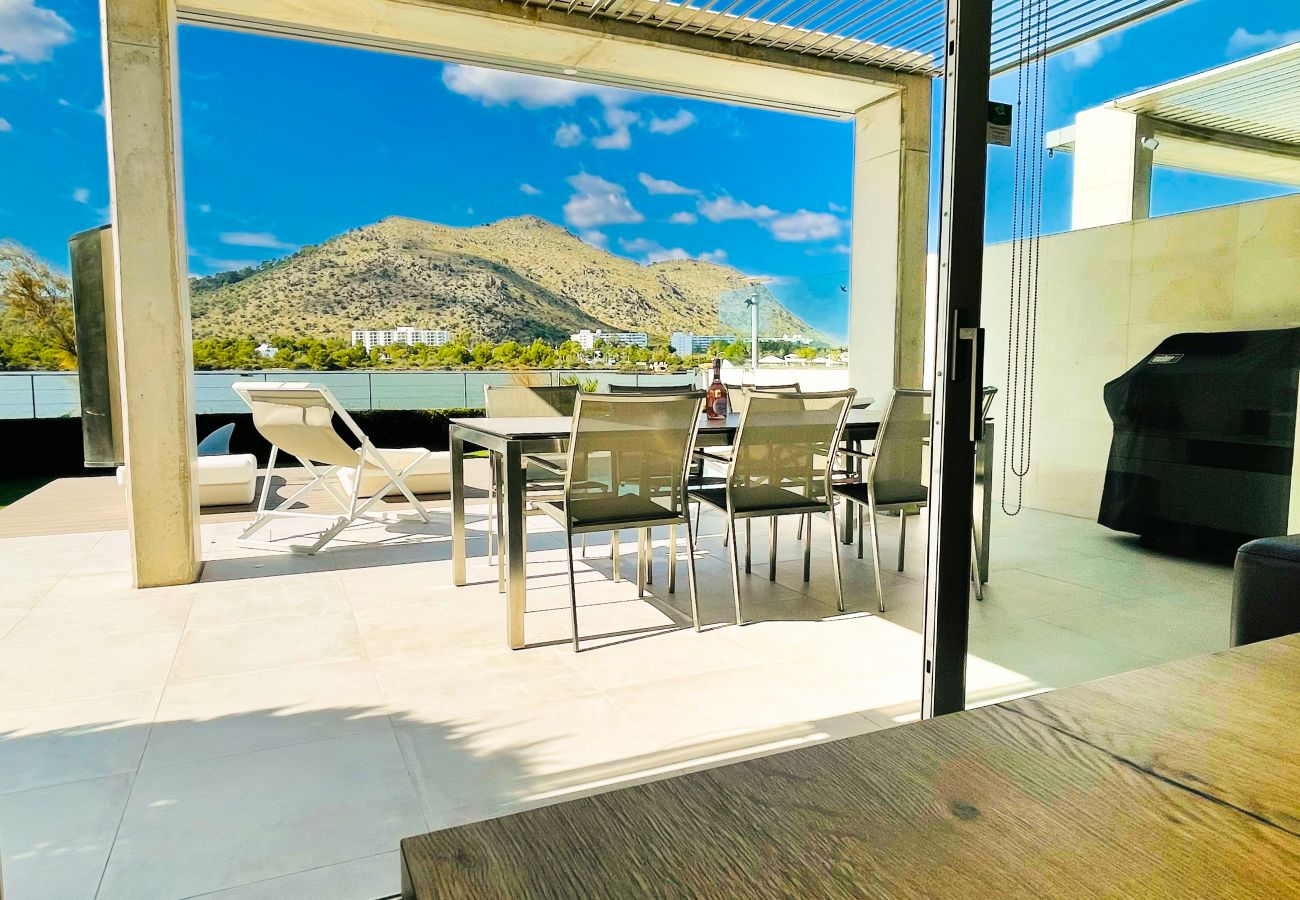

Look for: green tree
[0,242,76,370]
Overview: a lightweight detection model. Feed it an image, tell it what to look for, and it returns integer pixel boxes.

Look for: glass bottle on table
[705,358,730,421]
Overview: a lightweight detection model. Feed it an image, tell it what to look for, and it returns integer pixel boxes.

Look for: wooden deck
[0,467,488,539]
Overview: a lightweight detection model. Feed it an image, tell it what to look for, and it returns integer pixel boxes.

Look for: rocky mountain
[190,215,828,344]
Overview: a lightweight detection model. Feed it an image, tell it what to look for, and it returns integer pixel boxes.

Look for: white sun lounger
[233,382,433,553]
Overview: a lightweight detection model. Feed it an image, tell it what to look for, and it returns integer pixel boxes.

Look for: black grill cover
[1099,327,1300,551]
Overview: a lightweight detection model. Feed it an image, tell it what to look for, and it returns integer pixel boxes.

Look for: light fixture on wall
[1141,136,1160,151]
[562,68,579,76]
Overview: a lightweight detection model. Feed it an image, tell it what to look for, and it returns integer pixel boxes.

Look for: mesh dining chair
[690,390,855,625]
[832,389,930,613]
[482,384,579,585]
[534,391,706,651]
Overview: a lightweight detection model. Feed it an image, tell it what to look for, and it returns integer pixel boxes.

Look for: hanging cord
[1001,0,1049,515]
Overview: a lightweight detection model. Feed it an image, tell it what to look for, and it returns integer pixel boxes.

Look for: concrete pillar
[848,76,931,406]
[1070,107,1154,230]
[101,0,201,587]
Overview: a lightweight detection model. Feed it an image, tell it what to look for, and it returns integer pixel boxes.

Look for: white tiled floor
[0,485,1234,899]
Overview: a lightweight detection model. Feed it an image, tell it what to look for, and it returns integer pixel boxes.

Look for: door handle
[950,310,985,442]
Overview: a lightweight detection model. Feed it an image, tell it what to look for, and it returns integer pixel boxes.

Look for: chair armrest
[839,447,874,461]
[524,453,566,475]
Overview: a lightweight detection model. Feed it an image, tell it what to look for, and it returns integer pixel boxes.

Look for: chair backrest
[483,384,578,417]
[734,382,802,415]
[871,388,932,488]
[729,390,855,506]
[233,382,362,468]
[981,385,998,418]
[607,381,697,395]
[564,392,705,517]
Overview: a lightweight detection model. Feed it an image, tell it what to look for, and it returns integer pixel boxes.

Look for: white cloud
[0,117,11,133]
[519,182,543,196]
[563,173,644,229]
[0,0,74,64]
[218,231,295,250]
[197,203,212,214]
[700,249,728,264]
[71,186,89,204]
[200,257,259,272]
[668,211,698,225]
[441,64,627,108]
[647,110,696,135]
[698,195,778,223]
[620,236,689,263]
[579,230,608,250]
[1063,38,1107,70]
[554,122,584,148]
[828,201,847,213]
[767,209,843,242]
[592,107,638,150]
[638,172,699,196]
[1227,27,1300,54]
[56,96,68,106]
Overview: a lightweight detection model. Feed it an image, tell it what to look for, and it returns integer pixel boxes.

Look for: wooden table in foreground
[400,635,1300,898]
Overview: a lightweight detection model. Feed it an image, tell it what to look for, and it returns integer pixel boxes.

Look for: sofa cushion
[338,449,451,498]
[1231,535,1300,647]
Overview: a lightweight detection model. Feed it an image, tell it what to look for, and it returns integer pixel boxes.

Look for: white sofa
[116,453,258,508]
[337,448,452,498]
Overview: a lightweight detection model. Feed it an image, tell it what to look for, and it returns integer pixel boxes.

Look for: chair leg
[668,524,677,594]
[797,515,804,541]
[728,517,744,626]
[684,515,701,631]
[827,503,846,613]
[866,494,885,614]
[897,511,908,573]
[566,532,581,652]
[803,515,812,583]
[495,458,506,595]
[644,528,655,590]
[611,529,621,582]
[856,510,864,560]
[971,518,985,601]
[580,534,587,559]
[768,517,778,581]
[487,453,498,564]
[745,519,752,574]
[637,529,647,598]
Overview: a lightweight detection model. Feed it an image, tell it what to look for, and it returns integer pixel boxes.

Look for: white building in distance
[570,329,649,351]
[670,332,736,357]
[351,327,450,352]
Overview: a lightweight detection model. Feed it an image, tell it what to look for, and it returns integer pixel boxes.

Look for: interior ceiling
[508,0,1193,75]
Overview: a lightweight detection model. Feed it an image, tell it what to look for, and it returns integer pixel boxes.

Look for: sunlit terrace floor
[0,463,1234,899]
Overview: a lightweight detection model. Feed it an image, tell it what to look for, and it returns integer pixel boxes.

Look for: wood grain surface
[1004,633,1300,836]
[401,643,1300,900]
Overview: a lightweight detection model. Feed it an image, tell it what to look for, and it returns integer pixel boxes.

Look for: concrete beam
[1070,107,1154,230]
[848,77,932,404]
[101,0,202,586]
[178,0,908,118]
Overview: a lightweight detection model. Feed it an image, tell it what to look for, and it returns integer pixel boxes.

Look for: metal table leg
[452,435,467,587]
[503,441,527,649]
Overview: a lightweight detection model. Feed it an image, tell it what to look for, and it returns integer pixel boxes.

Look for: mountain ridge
[190,215,830,345]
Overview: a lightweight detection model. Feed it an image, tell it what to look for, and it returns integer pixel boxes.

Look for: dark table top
[400,634,1300,898]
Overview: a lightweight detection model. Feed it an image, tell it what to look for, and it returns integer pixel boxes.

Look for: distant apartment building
[570,329,649,351]
[351,327,450,352]
[670,332,735,357]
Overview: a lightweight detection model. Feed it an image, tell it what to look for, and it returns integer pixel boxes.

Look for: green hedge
[0,408,486,477]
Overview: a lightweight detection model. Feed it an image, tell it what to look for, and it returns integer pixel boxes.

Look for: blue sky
[0,0,1296,340]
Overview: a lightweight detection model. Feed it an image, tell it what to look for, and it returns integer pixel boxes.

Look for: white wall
[982,192,1300,519]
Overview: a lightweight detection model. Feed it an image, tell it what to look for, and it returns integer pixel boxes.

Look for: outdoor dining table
[449,409,882,650]
[398,633,1300,897]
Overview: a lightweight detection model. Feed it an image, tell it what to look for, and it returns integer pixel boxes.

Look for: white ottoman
[338,448,451,498]
[116,453,258,508]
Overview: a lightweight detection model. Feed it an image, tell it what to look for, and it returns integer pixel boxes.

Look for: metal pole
[921,0,992,718]
[750,290,760,380]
